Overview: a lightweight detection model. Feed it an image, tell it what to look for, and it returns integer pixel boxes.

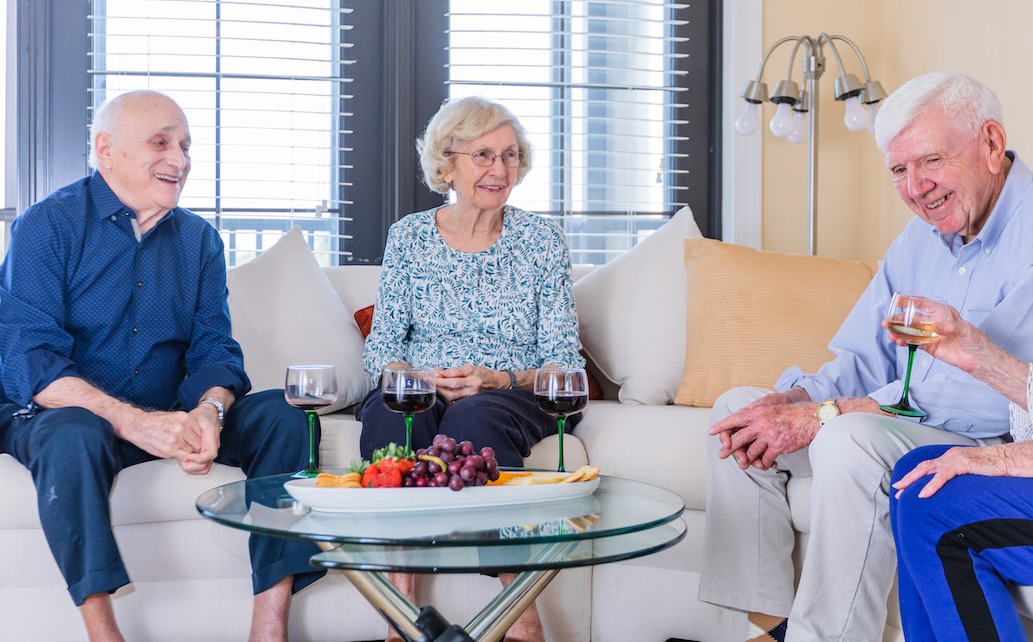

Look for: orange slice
[487,470,533,486]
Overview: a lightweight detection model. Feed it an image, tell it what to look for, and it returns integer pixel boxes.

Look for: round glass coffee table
[197,473,685,642]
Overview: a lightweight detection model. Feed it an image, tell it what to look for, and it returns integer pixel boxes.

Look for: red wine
[383,391,435,414]
[290,400,333,412]
[535,392,588,416]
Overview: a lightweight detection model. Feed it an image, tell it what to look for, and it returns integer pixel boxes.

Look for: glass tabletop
[196,473,684,548]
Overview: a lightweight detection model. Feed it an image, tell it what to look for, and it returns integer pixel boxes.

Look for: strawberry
[360,462,403,488]
[360,462,380,488]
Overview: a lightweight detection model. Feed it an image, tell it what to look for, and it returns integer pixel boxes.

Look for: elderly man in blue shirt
[0,90,322,642]
[698,72,1033,642]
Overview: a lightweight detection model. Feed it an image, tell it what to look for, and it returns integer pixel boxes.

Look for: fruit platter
[283,433,600,513]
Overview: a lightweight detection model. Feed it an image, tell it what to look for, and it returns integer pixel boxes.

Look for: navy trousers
[0,389,324,606]
[357,388,580,467]
[891,444,1033,642]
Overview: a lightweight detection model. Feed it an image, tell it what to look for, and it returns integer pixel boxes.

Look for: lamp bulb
[843,96,868,132]
[769,102,794,138]
[866,101,882,133]
[787,110,808,144]
[735,101,761,136]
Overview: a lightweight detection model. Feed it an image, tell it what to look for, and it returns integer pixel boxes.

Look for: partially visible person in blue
[358,95,585,642]
[891,300,1033,641]
[0,90,322,642]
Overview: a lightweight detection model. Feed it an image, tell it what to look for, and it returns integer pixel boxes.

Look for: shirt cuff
[177,364,250,409]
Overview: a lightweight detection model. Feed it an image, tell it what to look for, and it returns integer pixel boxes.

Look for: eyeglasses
[445,149,523,168]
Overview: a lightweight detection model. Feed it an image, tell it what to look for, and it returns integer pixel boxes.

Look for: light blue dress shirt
[777,152,1033,438]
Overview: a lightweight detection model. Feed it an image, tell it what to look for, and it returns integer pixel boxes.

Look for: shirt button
[985,248,992,255]
[958,267,967,275]
[137,281,143,288]
[134,369,140,376]
[132,327,139,333]
[110,215,116,222]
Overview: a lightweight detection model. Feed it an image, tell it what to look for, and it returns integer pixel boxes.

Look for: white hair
[874,71,1003,152]
[88,90,175,169]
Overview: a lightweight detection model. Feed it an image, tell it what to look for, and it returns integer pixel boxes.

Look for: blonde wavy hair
[416,96,533,194]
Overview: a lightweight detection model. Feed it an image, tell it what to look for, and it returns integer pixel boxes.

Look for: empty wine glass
[381,367,437,456]
[534,367,589,472]
[879,293,946,417]
[285,365,338,478]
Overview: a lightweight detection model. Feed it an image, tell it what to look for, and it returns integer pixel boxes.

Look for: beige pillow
[573,206,703,405]
[674,239,879,407]
[226,226,370,412]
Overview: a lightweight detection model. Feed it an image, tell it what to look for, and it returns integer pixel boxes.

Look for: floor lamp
[733,34,886,255]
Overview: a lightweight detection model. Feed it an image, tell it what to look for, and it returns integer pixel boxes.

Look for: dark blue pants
[0,389,324,606]
[357,388,579,467]
[891,444,1033,642]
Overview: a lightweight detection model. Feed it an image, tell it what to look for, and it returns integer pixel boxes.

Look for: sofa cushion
[227,226,370,412]
[573,206,703,405]
[674,239,879,407]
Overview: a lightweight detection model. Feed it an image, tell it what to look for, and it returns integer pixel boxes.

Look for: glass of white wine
[879,293,946,417]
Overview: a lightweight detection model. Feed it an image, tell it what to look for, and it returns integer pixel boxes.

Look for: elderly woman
[890,299,1033,641]
[358,95,585,642]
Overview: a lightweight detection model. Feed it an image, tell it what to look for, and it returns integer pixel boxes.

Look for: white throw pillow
[573,206,702,405]
[226,226,370,412]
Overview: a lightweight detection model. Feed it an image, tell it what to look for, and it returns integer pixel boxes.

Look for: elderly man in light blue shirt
[698,71,1033,642]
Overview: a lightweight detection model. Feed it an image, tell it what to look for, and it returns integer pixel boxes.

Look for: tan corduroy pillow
[674,238,880,407]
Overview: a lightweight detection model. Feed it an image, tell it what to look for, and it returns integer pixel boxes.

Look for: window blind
[447,0,691,265]
[87,0,353,267]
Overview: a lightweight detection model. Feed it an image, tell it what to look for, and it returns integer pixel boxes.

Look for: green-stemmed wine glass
[381,367,436,457]
[534,367,589,472]
[285,365,338,478]
[880,293,946,418]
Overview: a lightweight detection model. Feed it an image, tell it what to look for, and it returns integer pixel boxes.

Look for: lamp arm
[780,38,808,81]
[751,36,806,81]
[827,34,874,81]
[817,33,853,79]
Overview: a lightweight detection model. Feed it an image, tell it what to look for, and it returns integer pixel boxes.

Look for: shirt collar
[87,171,180,232]
[934,151,1030,254]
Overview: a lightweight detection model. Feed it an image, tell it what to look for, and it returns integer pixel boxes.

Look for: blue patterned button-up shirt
[0,172,250,410]
[363,205,585,385]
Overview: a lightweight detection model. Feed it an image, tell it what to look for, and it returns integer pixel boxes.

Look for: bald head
[90,90,192,230]
[89,90,187,169]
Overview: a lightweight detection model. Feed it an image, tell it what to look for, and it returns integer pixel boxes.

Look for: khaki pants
[696,387,1000,642]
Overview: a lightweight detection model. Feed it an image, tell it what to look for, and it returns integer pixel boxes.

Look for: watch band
[504,369,518,390]
[199,397,225,431]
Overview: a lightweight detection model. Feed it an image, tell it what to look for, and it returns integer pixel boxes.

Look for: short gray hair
[88,90,174,169]
[416,96,533,194]
[874,71,1003,152]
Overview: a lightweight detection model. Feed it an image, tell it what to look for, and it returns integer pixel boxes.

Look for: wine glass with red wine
[534,367,589,472]
[285,364,338,478]
[381,367,436,457]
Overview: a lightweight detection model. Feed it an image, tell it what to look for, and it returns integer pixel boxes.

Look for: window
[16,0,719,267]
[447,0,712,265]
[88,0,351,266]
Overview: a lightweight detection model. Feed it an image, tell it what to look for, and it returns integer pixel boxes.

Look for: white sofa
[5,211,1033,642]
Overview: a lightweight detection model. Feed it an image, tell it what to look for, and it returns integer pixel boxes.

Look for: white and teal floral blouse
[363,205,585,386]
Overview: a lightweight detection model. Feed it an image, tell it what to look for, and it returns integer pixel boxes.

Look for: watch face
[817,403,838,422]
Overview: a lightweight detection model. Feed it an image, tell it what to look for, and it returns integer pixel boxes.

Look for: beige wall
[756,0,1033,260]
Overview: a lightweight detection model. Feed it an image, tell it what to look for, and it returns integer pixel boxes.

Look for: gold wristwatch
[816,398,840,427]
